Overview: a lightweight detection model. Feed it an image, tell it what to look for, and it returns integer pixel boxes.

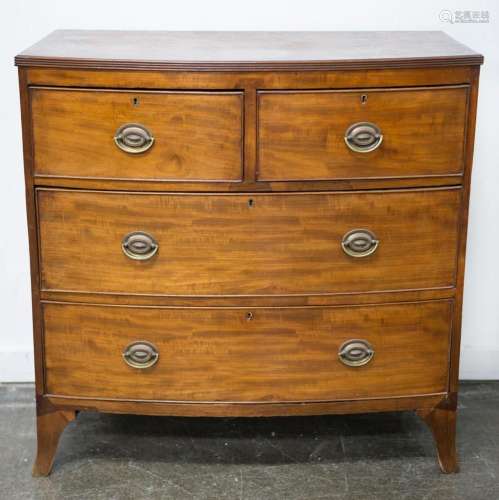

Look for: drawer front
[31,88,243,181]
[37,188,461,296]
[257,86,468,181]
[43,301,452,401]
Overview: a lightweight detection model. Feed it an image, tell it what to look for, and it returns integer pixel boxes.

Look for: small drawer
[37,187,461,297]
[257,86,468,181]
[31,88,243,182]
[42,301,452,401]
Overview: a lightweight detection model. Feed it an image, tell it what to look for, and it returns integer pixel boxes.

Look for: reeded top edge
[15,30,484,71]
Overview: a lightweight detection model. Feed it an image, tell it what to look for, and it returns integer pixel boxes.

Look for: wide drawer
[257,86,468,181]
[37,188,461,296]
[43,301,452,401]
[31,88,243,181]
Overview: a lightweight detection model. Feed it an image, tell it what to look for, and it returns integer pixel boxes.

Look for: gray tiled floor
[1,382,498,499]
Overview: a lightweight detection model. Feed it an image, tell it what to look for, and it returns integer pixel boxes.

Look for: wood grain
[16,30,483,474]
[449,66,481,394]
[43,393,447,417]
[258,87,468,181]
[39,287,455,308]
[33,173,464,193]
[37,188,461,296]
[15,30,483,71]
[43,301,452,402]
[25,66,475,92]
[31,88,243,181]
[32,409,75,476]
[18,69,46,395]
[417,407,458,473]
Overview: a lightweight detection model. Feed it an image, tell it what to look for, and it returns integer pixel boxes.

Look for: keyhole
[132,97,140,107]
[248,198,254,208]
[246,312,254,321]
[361,94,368,104]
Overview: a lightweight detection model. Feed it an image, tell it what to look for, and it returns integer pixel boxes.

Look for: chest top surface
[15,30,483,71]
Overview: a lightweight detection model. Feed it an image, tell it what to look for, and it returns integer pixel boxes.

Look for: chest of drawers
[15,30,482,476]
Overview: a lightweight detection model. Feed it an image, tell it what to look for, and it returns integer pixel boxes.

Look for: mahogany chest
[15,30,483,475]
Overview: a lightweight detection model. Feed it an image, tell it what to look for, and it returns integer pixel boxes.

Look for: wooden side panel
[258,87,468,181]
[449,66,481,393]
[31,88,243,181]
[18,69,45,394]
[43,301,452,402]
[37,188,461,296]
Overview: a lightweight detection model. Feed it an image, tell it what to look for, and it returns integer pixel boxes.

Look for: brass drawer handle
[114,123,154,154]
[344,122,383,153]
[341,229,379,258]
[339,339,374,367]
[122,231,158,260]
[123,341,159,369]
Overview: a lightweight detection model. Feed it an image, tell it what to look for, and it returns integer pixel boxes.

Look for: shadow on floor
[1,381,499,499]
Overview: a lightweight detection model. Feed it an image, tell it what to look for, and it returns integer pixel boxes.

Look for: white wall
[1,0,498,381]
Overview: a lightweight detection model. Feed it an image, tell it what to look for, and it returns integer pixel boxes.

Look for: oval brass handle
[122,231,158,260]
[122,341,159,369]
[344,122,383,153]
[341,229,379,258]
[114,123,154,154]
[338,339,374,367]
